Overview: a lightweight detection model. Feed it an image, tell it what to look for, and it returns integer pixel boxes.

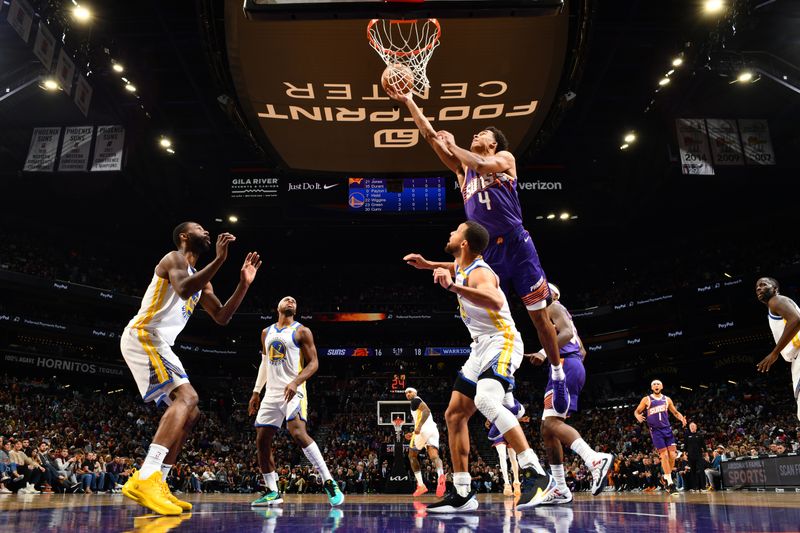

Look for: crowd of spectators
[2,371,797,496]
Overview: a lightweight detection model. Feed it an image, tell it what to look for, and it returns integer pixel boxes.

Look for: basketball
[381,64,415,96]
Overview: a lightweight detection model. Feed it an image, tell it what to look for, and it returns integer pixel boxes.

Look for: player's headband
[651,380,662,387]
[404,387,417,394]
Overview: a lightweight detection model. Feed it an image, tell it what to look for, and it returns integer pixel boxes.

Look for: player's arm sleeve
[253,354,268,394]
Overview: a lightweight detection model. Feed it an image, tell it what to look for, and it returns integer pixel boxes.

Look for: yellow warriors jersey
[126,265,201,346]
[455,257,518,339]
[262,322,306,394]
[768,299,800,362]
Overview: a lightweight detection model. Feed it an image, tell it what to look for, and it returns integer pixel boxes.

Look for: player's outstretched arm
[249,329,269,416]
[199,252,262,325]
[157,233,236,299]
[403,253,455,275]
[634,397,648,423]
[284,327,319,402]
[667,398,687,427]
[388,90,464,180]
[758,295,800,372]
[435,267,503,311]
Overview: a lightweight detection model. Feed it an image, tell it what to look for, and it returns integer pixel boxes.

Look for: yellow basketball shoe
[122,470,182,515]
[161,480,193,512]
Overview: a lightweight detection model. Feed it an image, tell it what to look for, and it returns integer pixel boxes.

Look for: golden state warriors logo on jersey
[181,291,201,320]
[268,339,288,364]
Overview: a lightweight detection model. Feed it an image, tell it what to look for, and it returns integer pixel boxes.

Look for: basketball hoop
[367,18,441,93]
[392,417,405,439]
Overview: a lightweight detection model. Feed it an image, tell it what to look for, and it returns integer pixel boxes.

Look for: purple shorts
[543,356,586,417]
[482,226,550,310]
[649,426,676,451]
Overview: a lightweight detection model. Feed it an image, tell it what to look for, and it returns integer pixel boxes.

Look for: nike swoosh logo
[324,184,339,190]
[523,237,530,242]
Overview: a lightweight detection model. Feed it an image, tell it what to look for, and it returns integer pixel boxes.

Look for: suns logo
[268,339,288,364]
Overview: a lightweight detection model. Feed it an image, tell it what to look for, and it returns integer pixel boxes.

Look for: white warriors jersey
[768,299,800,362]
[262,322,306,394]
[126,265,201,346]
[455,257,518,338]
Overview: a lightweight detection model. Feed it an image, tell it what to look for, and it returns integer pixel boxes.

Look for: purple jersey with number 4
[462,168,523,240]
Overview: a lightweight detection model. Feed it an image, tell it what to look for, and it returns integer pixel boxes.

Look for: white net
[367,18,441,94]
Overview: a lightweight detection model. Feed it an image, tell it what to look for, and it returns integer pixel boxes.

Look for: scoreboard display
[348,177,446,213]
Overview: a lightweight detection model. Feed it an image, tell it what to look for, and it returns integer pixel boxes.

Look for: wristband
[447,282,455,292]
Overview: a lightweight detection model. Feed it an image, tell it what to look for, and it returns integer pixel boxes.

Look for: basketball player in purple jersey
[633,380,687,495]
[391,89,568,412]
[529,284,614,504]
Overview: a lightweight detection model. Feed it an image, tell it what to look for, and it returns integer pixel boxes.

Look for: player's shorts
[488,423,506,447]
[483,225,550,311]
[542,355,586,419]
[410,424,440,450]
[120,327,189,407]
[454,328,524,398]
[649,426,676,451]
[255,388,308,428]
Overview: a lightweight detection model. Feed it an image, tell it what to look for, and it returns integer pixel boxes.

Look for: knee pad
[476,379,519,435]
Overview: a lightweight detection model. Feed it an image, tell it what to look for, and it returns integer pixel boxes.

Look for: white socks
[551,363,565,381]
[302,442,332,482]
[161,464,172,483]
[140,444,168,480]
[570,438,598,465]
[414,471,424,485]
[516,448,546,476]
[263,472,278,492]
[435,458,444,477]
[550,464,568,490]
[496,445,510,485]
[663,473,673,486]
[453,472,471,497]
[508,447,520,483]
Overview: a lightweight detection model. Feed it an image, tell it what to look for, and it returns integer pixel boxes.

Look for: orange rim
[367,18,441,59]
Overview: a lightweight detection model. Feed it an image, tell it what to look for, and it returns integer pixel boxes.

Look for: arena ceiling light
[165,148,175,154]
[658,77,671,86]
[72,5,91,23]
[546,213,555,220]
[620,143,629,150]
[112,62,124,73]
[624,133,636,143]
[704,0,724,14]
[737,71,754,83]
[559,212,570,220]
[124,83,136,93]
[41,78,59,91]
[672,57,683,67]
[159,137,172,148]
[228,215,239,223]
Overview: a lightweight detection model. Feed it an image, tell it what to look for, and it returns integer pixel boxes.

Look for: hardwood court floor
[2,491,799,532]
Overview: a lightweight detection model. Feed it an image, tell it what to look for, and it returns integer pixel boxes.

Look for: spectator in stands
[0,440,11,494]
[704,447,724,491]
[9,439,43,493]
[34,441,61,493]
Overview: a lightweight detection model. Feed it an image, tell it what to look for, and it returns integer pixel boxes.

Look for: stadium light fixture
[165,148,175,154]
[125,83,136,93]
[680,386,693,391]
[546,213,555,220]
[723,272,732,278]
[704,0,724,14]
[228,215,239,223]
[42,78,59,91]
[672,57,683,67]
[112,62,124,73]
[159,137,172,148]
[620,144,629,150]
[73,5,91,22]
[624,133,636,143]
[737,71,754,83]
[727,380,737,385]
[658,77,671,86]
[559,212,569,220]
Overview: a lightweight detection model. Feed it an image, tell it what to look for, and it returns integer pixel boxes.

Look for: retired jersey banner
[7,0,34,43]
[676,119,714,175]
[738,119,776,166]
[74,74,93,117]
[91,125,125,172]
[23,127,61,172]
[706,119,744,166]
[55,49,76,95]
[33,22,57,71]
[58,126,94,172]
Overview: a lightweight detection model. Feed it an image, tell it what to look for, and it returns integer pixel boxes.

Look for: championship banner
[55,49,76,95]
[738,119,776,166]
[7,0,34,43]
[23,127,61,172]
[91,125,125,171]
[33,22,57,71]
[676,119,714,175]
[706,119,744,166]
[74,74,93,117]
[58,126,94,172]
